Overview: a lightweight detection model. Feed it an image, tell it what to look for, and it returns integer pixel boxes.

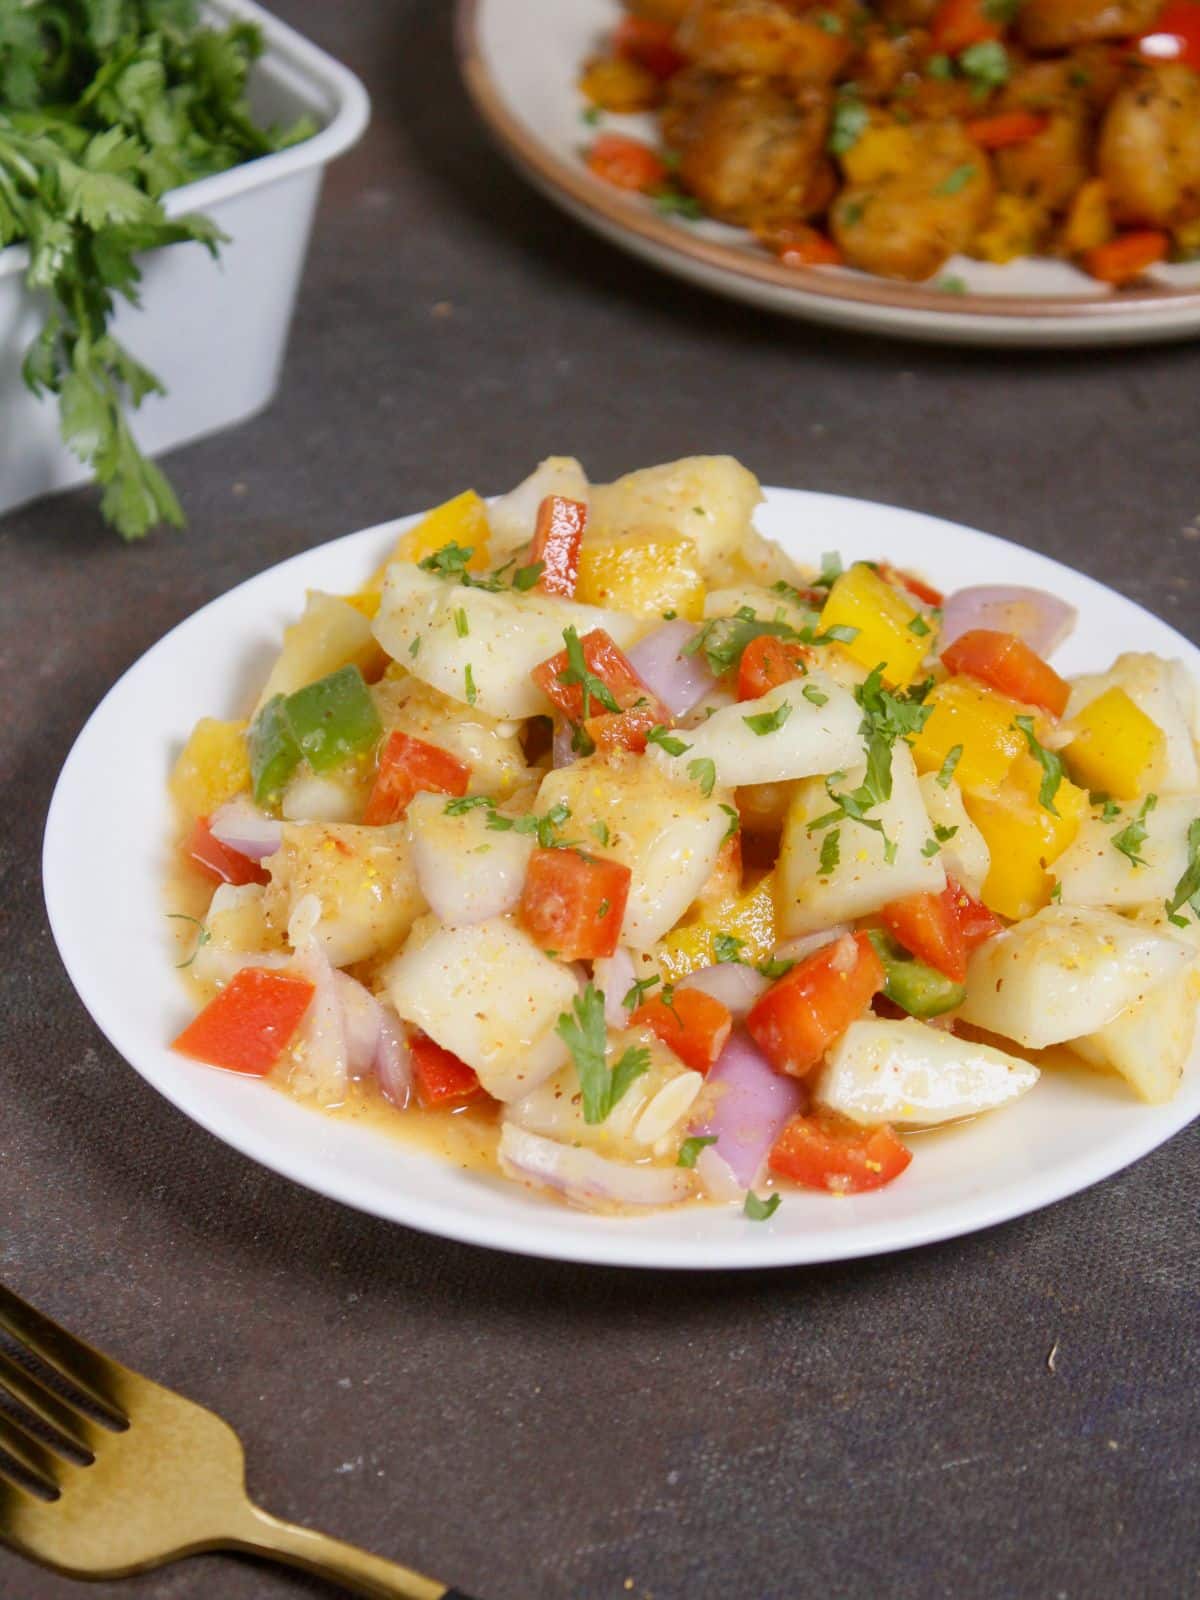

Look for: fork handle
[228,1500,478,1600]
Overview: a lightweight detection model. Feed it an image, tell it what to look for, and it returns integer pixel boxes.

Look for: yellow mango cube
[963,754,1087,920]
[576,530,706,621]
[1060,178,1111,257]
[818,563,928,688]
[341,589,381,619]
[972,194,1044,266]
[368,490,491,587]
[170,718,251,821]
[1064,687,1165,801]
[656,874,776,982]
[911,676,1030,794]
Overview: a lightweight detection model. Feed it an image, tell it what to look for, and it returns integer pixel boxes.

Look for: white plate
[43,489,1200,1269]
[457,0,1200,348]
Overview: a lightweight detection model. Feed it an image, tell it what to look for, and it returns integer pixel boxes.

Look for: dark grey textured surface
[2,4,1199,1597]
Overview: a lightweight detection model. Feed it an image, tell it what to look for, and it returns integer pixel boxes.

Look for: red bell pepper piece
[929,0,1001,55]
[186,816,268,887]
[769,1114,912,1194]
[877,563,944,608]
[736,635,812,701]
[410,1032,483,1109]
[746,932,884,1079]
[940,628,1070,717]
[586,133,668,193]
[172,968,315,1076]
[529,495,587,598]
[613,14,686,79]
[631,987,733,1074]
[967,111,1050,149]
[519,847,632,960]
[363,731,470,826]
[1083,230,1169,287]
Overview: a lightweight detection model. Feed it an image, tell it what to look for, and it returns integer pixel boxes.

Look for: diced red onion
[691,1031,805,1189]
[772,925,852,965]
[209,797,283,861]
[375,1009,412,1109]
[626,621,716,718]
[941,586,1077,658]
[679,962,768,1018]
[498,1123,692,1211]
[334,972,383,1079]
[292,944,350,1104]
[552,717,577,769]
[595,948,636,1028]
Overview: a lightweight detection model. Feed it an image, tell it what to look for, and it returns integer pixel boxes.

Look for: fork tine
[0,1348,100,1456]
[0,1410,62,1497]
[0,1285,126,1424]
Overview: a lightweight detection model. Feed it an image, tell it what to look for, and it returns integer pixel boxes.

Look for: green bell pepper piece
[867,930,965,1019]
[248,695,301,807]
[282,665,381,774]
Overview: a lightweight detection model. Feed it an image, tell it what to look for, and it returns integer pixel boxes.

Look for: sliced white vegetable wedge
[507,1035,701,1154]
[918,772,990,898]
[487,456,589,558]
[1055,793,1200,910]
[373,564,640,719]
[816,1018,1039,1125]
[650,673,861,789]
[535,754,729,948]
[384,916,578,1101]
[264,823,424,967]
[1072,963,1200,1104]
[1066,653,1199,793]
[959,904,1194,1049]
[777,742,945,936]
[405,791,534,926]
[588,455,760,573]
[498,1124,693,1212]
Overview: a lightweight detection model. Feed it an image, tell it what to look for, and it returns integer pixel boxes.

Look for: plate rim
[41,488,1200,1271]
[455,0,1200,329]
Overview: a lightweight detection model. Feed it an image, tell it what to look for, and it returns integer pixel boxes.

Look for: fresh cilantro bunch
[0,0,314,538]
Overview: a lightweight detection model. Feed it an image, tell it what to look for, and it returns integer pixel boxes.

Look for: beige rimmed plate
[457,0,1200,347]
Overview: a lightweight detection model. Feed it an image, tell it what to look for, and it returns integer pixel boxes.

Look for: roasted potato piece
[678,0,855,86]
[831,122,994,280]
[664,72,831,226]
[1098,63,1200,228]
[994,111,1091,214]
[1017,0,1159,51]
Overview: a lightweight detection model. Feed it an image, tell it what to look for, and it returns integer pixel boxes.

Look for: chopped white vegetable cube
[1071,962,1200,1104]
[1055,793,1199,910]
[535,754,729,948]
[777,741,945,937]
[650,673,861,789]
[372,564,640,719]
[384,917,578,1101]
[589,456,761,574]
[264,823,424,967]
[405,791,534,925]
[958,904,1194,1049]
[816,1018,1039,1125]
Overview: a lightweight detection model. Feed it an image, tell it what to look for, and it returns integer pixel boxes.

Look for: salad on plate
[166,454,1200,1217]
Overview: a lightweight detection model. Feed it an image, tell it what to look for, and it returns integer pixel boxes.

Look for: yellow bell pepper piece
[1063,687,1166,801]
[972,194,1044,266]
[367,490,491,588]
[911,676,1030,794]
[818,563,928,688]
[963,754,1087,920]
[170,718,251,821]
[657,874,776,982]
[341,590,381,619]
[576,530,706,621]
[1060,178,1111,257]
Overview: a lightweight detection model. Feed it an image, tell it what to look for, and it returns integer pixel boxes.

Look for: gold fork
[0,1282,477,1598]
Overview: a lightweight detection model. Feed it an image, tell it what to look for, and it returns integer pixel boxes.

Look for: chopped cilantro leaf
[802,684,830,707]
[828,95,869,156]
[464,663,478,705]
[713,933,745,964]
[556,985,649,1124]
[819,828,841,875]
[1112,794,1158,867]
[1165,818,1200,925]
[743,701,793,736]
[512,561,545,591]
[935,163,978,197]
[453,606,469,637]
[744,1191,782,1221]
[921,836,940,858]
[937,745,964,788]
[688,756,717,796]
[719,804,741,842]
[934,822,958,842]
[677,1135,718,1169]
[959,40,1010,91]
[907,614,932,636]
[1014,715,1064,815]
[590,819,611,847]
[623,974,662,1012]
[559,625,621,719]
[647,725,691,756]
[757,956,795,980]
